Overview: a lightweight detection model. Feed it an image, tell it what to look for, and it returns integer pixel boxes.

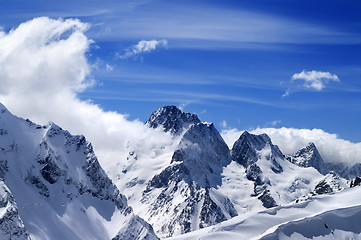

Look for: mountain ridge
[0,103,359,239]
[0,102,158,240]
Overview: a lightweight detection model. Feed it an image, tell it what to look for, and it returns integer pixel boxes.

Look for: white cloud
[282,70,340,97]
[1,17,359,175]
[221,120,227,128]
[221,127,361,167]
[178,102,193,111]
[119,39,168,59]
[86,2,361,48]
[106,64,113,71]
[0,17,173,169]
[292,70,340,91]
[282,89,291,98]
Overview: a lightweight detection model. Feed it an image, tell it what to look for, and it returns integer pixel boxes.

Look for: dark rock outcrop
[287,142,328,175]
[146,106,200,135]
[231,131,283,208]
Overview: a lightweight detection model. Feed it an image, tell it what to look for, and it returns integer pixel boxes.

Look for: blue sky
[1,0,360,142]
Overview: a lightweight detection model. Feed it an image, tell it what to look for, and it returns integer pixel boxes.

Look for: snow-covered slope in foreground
[169,186,361,240]
[0,103,157,240]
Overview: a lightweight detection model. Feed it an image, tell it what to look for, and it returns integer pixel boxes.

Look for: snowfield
[169,186,361,240]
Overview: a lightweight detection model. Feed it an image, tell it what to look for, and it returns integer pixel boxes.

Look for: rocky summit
[286,142,328,175]
[146,105,200,135]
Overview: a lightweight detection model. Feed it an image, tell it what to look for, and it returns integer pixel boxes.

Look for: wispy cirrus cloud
[1,1,360,50]
[118,39,167,59]
[87,2,361,49]
[282,70,340,97]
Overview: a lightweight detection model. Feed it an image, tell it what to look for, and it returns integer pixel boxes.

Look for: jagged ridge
[0,102,158,240]
[146,106,200,135]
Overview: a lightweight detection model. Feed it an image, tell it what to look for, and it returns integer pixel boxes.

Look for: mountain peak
[231,131,284,208]
[143,122,236,236]
[170,122,231,187]
[146,105,200,135]
[307,142,316,148]
[231,131,284,176]
[237,131,277,153]
[287,142,328,175]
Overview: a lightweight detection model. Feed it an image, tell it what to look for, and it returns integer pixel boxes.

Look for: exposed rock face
[313,172,347,195]
[286,142,328,175]
[326,162,361,180]
[0,181,30,240]
[231,131,284,174]
[146,106,200,135]
[142,123,237,237]
[29,122,129,209]
[170,123,231,187]
[231,131,283,208]
[350,176,361,188]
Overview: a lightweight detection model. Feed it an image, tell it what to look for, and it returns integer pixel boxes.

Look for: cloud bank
[119,39,168,59]
[0,17,172,168]
[0,17,359,170]
[221,127,361,167]
[283,70,340,97]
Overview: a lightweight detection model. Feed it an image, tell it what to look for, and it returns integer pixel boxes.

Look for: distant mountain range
[0,103,360,239]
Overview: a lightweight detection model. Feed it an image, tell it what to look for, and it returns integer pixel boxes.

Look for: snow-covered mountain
[168,185,361,240]
[142,122,237,237]
[146,105,200,135]
[288,142,361,180]
[229,131,338,208]
[0,103,157,240]
[1,103,359,239]
[286,142,328,175]
[230,131,284,208]
[104,105,358,238]
[326,162,361,180]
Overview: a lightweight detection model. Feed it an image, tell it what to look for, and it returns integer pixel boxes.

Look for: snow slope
[104,106,355,238]
[169,186,361,240]
[0,102,157,240]
[104,106,348,238]
[140,122,238,237]
[230,131,331,208]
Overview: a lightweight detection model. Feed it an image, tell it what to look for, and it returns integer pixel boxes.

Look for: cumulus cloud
[282,70,340,97]
[0,17,173,169]
[119,39,168,59]
[221,127,361,167]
